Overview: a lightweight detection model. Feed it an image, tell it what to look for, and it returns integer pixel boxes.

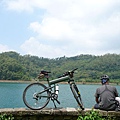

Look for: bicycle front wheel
[23,83,50,110]
[71,83,84,110]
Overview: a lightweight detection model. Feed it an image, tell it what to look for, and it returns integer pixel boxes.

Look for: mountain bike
[23,68,84,110]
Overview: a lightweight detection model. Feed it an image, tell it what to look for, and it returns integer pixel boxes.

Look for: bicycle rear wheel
[71,83,84,110]
[23,83,50,110]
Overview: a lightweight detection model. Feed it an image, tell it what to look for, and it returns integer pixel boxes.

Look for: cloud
[3,0,54,13]
[3,0,34,12]
[20,37,68,58]
[29,18,74,40]
[3,0,120,58]
[0,44,13,53]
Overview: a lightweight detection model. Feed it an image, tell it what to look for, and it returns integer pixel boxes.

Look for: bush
[0,114,14,120]
[77,109,113,120]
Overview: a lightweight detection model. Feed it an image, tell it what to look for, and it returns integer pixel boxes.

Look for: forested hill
[0,51,120,82]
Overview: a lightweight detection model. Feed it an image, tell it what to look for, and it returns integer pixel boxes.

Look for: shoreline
[0,80,119,85]
[0,80,33,84]
[0,80,101,84]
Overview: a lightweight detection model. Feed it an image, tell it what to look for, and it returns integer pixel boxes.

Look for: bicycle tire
[23,82,50,110]
[71,83,84,110]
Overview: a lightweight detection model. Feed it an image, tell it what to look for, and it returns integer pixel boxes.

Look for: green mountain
[0,51,120,83]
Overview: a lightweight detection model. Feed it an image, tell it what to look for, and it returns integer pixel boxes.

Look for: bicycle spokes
[23,83,50,110]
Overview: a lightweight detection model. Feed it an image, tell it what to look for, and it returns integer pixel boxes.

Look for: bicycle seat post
[46,77,50,85]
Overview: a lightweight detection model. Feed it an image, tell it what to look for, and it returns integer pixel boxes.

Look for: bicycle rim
[23,83,50,110]
[71,84,84,110]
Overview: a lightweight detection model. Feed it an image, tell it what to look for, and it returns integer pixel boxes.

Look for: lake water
[0,82,120,109]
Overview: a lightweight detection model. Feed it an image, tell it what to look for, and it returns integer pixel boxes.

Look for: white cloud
[3,0,120,58]
[29,18,74,40]
[3,0,56,13]
[0,44,13,53]
[20,37,68,58]
[3,0,34,12]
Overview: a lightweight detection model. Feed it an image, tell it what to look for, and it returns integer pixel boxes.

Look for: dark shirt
[95,84,118,111]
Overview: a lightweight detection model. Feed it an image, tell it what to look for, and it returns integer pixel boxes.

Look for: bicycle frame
[49,76,69,85]
[37,75,71,96]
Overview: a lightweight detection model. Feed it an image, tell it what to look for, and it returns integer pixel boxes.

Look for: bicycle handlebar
[39,68,78,79]
[58,68,78,78]
[71,68,78,72]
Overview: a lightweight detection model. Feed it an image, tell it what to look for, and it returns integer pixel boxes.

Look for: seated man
[94,75,119,111]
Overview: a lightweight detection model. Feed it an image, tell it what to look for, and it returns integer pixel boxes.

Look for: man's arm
[95,97,99,103]
[114,87,119,97]
[95,88,100,103]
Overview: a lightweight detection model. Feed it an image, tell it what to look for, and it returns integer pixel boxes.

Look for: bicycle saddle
[40,70,51,75]
[38,70,51,79]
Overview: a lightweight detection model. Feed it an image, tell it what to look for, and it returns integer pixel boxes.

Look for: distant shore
[0,80,31,83]
[0,80,99,84]
[0,80,119,85]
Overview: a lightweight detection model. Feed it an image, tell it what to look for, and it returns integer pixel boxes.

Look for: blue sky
[0,0,120,58]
